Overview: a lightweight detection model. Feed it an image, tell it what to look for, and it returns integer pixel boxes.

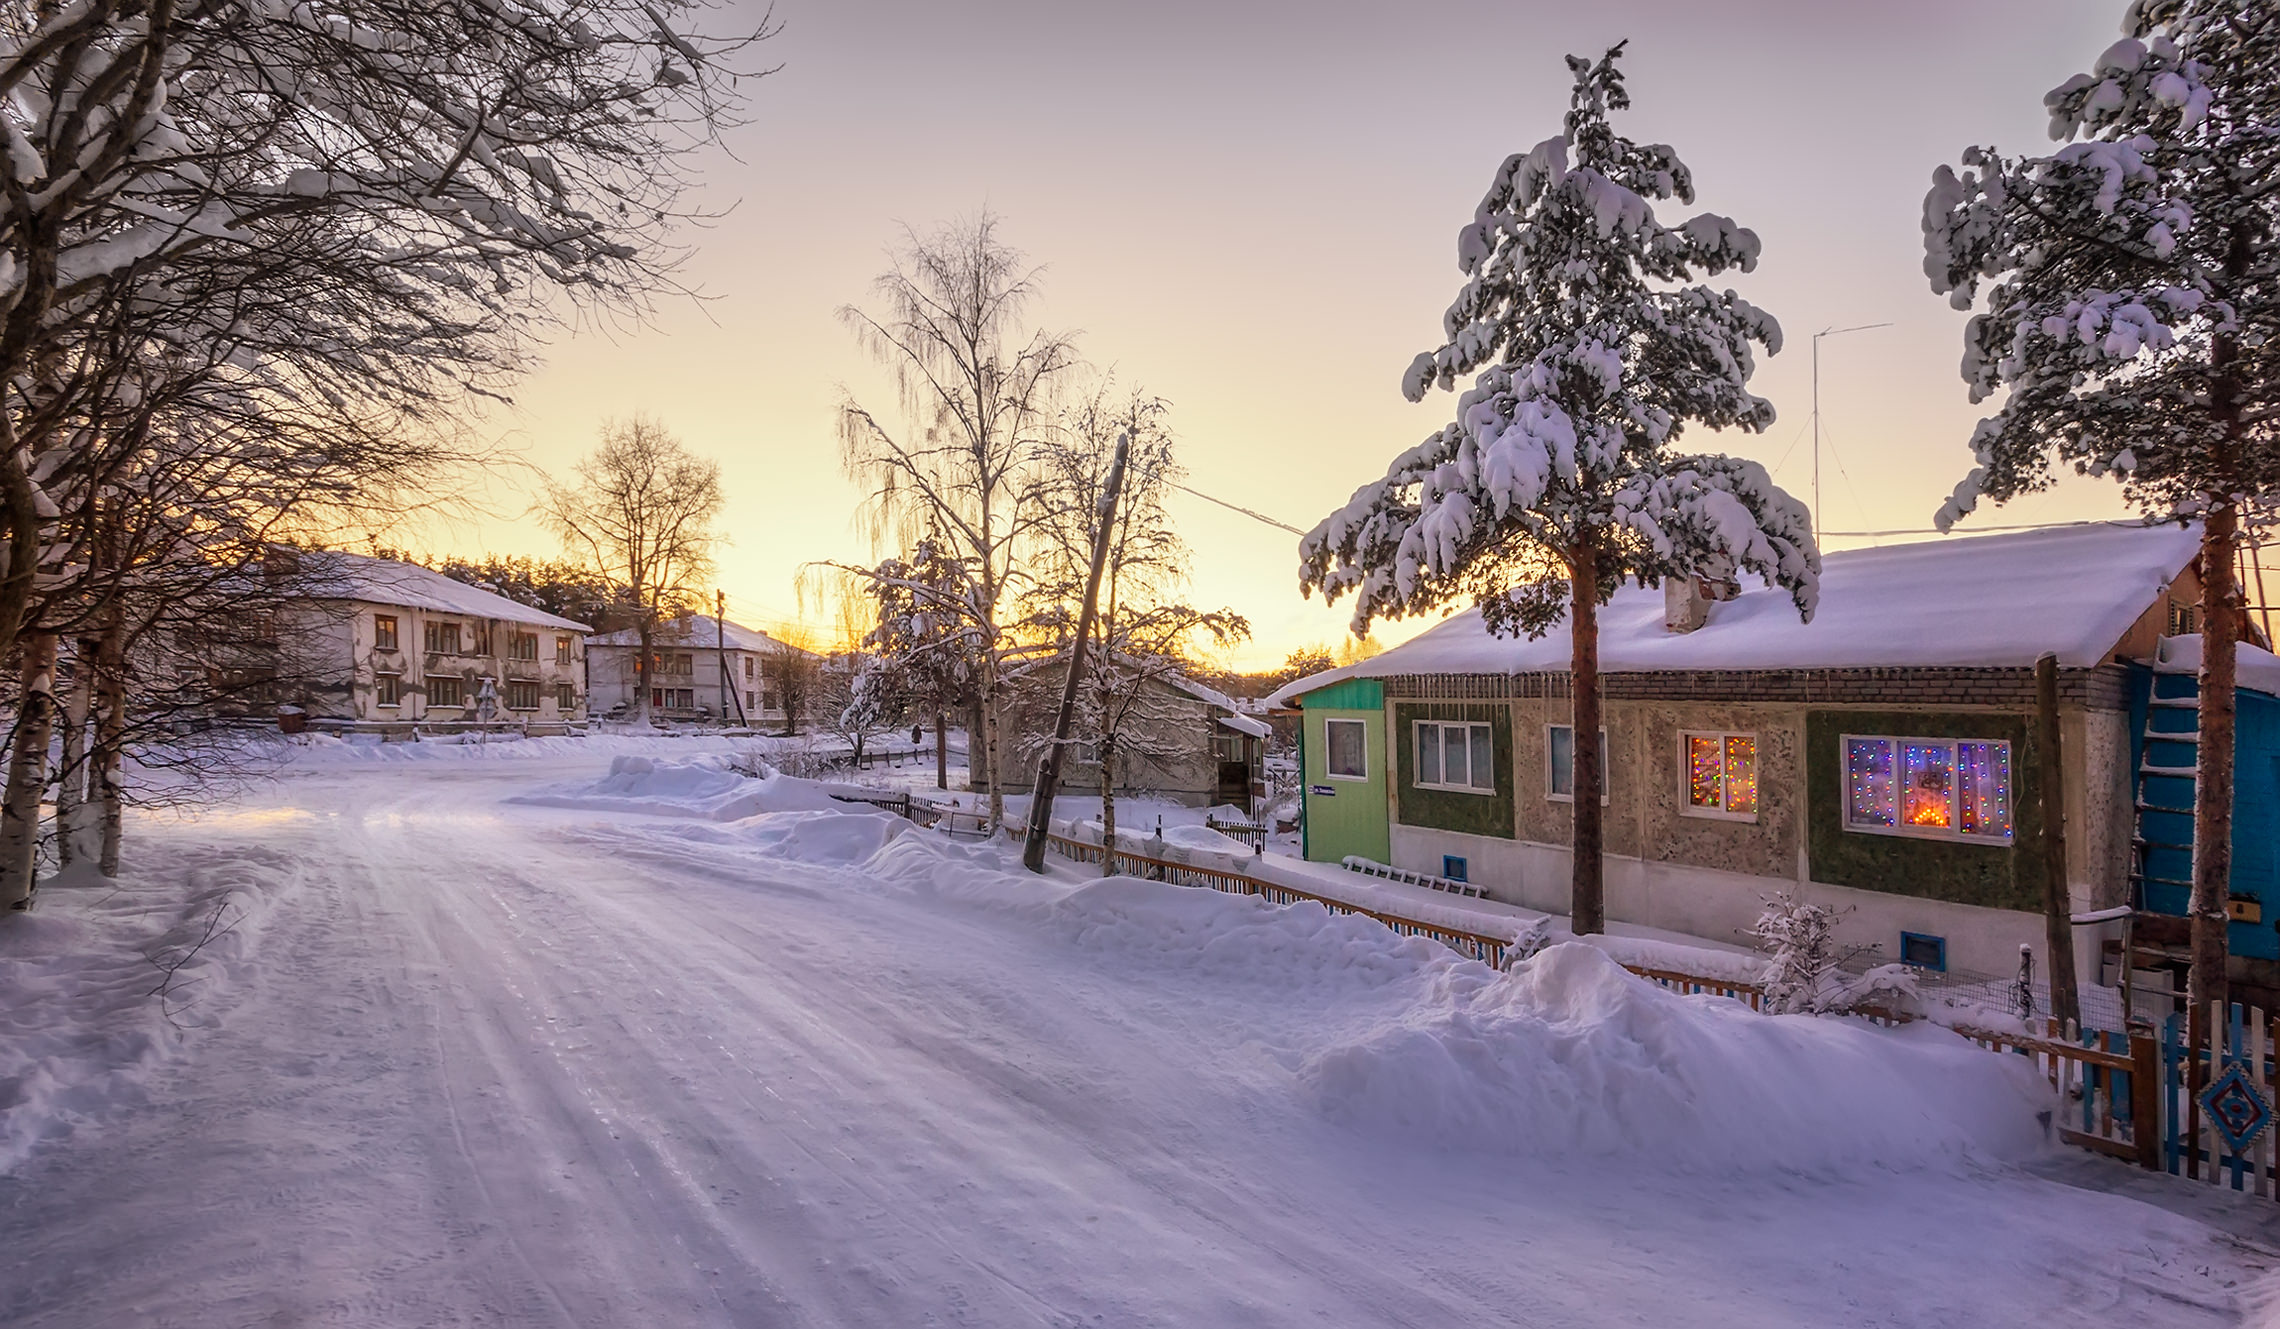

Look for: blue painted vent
[1441,855,1468,883]
[1900,932,1948,972]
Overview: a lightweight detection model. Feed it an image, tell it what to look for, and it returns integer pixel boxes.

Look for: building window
[672,653,694,676]
[375,673,402,708]
[746,690,756,711]
[424,621,461,655]
[556,682,576,710]
[472,622,493,656]
[653,687,695,710]
[2169,600,2199,636]
[505,679,540,710]
[1547,725,1609,802]
[1415,720,1494,793]
[1441,855,1468,882]
[426,674,465,707]
[1842,735,2012,844]
[1324,717,1369,779]
[508,632,539,661]
[1682,731,1758,821]
[374,614,398,651]
[744,656,754,679]
[556,635,572,665]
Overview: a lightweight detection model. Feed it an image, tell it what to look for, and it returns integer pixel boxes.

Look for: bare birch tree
[838,214,1079,829]
[541,417,722,725]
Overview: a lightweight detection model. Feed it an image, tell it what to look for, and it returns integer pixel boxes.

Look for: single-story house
[586,613,811,726]
[1003,664,1272,810]
[287,551,592,730]
[1267,522,2280,1005]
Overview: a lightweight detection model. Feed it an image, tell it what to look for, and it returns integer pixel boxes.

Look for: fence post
[2129,1029,2162,1170]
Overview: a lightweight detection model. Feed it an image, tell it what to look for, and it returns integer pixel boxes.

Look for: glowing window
[1842,735,2011,845]
[1683,731,1757,820]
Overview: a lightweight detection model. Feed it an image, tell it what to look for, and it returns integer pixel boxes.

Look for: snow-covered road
[0,752,2267,1326]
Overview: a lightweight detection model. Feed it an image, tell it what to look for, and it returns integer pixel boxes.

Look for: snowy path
[0,756,2267,1327]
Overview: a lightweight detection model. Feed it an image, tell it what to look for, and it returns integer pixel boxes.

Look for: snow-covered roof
[1218,712,1273,740]
[1268,522,2204,707]
[2154,634,2280,699]
[588,614,805,655]
[302,551,591,632]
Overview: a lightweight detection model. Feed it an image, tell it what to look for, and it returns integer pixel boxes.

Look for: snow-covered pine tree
[1921,0,2280,1024]
[859,537,984,790]
[1299,45,1818,934]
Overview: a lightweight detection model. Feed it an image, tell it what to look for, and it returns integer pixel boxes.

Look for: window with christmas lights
[1415,720,1495,793]
[1841,735,2011,844]
[1682,731,1757,820]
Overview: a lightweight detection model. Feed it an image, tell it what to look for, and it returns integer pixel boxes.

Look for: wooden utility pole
[1022,434,1129,874]
[2035,652,2081,1029]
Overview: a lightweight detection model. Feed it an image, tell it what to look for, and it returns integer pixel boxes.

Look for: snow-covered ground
[0,742,2270,1326]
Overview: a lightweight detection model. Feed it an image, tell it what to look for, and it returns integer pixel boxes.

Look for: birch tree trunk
[55,640,94,869]
[94,609,128,878]
[1099,737,1117,878]
[935,711,948,790]
[0,632,60,907]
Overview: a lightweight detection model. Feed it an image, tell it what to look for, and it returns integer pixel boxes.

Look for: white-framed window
[555,635,572,665]
[1415,719,1495,794]
[426,674,465,707]
[1547,725,1609,803]
[1324,717,1369,780]
[1682,730,1758,821]
[373,614,398,651]
[1841,734,2013,844]
[505,680,541,711]
[375,673,402,708]
[556,682,576,710]
[424,621,461,655]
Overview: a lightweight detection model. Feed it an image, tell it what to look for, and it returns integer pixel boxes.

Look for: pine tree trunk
[93,613,128,878]
[55,640,92,870]
[1099,738,1117,878]
[2189,503,2239,1032]
[1569,545,1605,935]
[0,632,59,907]
[935,710,948,790]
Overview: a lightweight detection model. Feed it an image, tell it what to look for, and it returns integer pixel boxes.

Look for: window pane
[1846,738,1897,828]
[1902,741,1954,830]
[1469,723,1494,790]
[1687,735,1722,808]
[1419,724,1442,785]
[1444,726,1468,787]
[1550,726,1573,797]
[1957,741,2012,838]
[1326,719,1366,778]
[1724,735,1757,815]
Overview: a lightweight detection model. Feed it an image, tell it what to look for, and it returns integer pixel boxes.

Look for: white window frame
[374,672,402,709]
[1679,730,1759,823]
[1323,717,1370,781]
[1839,733,2014,846]
[1413,719,1496,795]
[1546,725,1610,805]
[425,674,465,708]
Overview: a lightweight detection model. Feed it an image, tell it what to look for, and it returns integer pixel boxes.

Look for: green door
[1301,679,1390,864]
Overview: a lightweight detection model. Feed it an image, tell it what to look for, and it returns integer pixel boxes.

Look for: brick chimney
[1663,559,1740,634]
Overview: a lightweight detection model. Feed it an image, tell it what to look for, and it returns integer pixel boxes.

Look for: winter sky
[419,0,2137,669]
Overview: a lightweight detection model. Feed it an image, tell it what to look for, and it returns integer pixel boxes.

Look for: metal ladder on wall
[2128,657,2203,1001]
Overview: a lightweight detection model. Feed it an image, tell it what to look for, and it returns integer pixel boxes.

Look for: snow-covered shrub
[1501,917,1555,970]
[1750,892,1840,1014]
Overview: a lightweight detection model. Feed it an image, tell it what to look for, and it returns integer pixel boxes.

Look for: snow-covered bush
[1749,893,1922,1017]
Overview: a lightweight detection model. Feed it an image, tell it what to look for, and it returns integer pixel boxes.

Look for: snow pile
[509,754,845,821]
[1303,942,2049,1172]
[1055,875,1449,992]
[288,731,765,767]
[0,850,300,1174]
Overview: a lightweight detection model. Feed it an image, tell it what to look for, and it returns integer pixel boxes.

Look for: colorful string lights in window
[1724,735,1757,815]
[1844,735,2010,843]
[1683,731,1757,818]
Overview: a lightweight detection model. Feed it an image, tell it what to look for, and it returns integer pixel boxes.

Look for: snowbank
[1303,941,2049,1172]
[508,754,845,821]
[0,850,300,1174]
[819,826,2052,1175]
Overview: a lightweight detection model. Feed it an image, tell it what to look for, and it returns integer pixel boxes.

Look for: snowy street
[0,748,2269,1327]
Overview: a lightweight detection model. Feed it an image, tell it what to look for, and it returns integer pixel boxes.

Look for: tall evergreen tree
[1299,45,1817,934]
[1921,0,2280,1022]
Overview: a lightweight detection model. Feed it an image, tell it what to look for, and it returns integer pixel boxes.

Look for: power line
[1169,481,1307,536]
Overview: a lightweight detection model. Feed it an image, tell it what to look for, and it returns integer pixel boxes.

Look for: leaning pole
[1022,433,1130,874]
